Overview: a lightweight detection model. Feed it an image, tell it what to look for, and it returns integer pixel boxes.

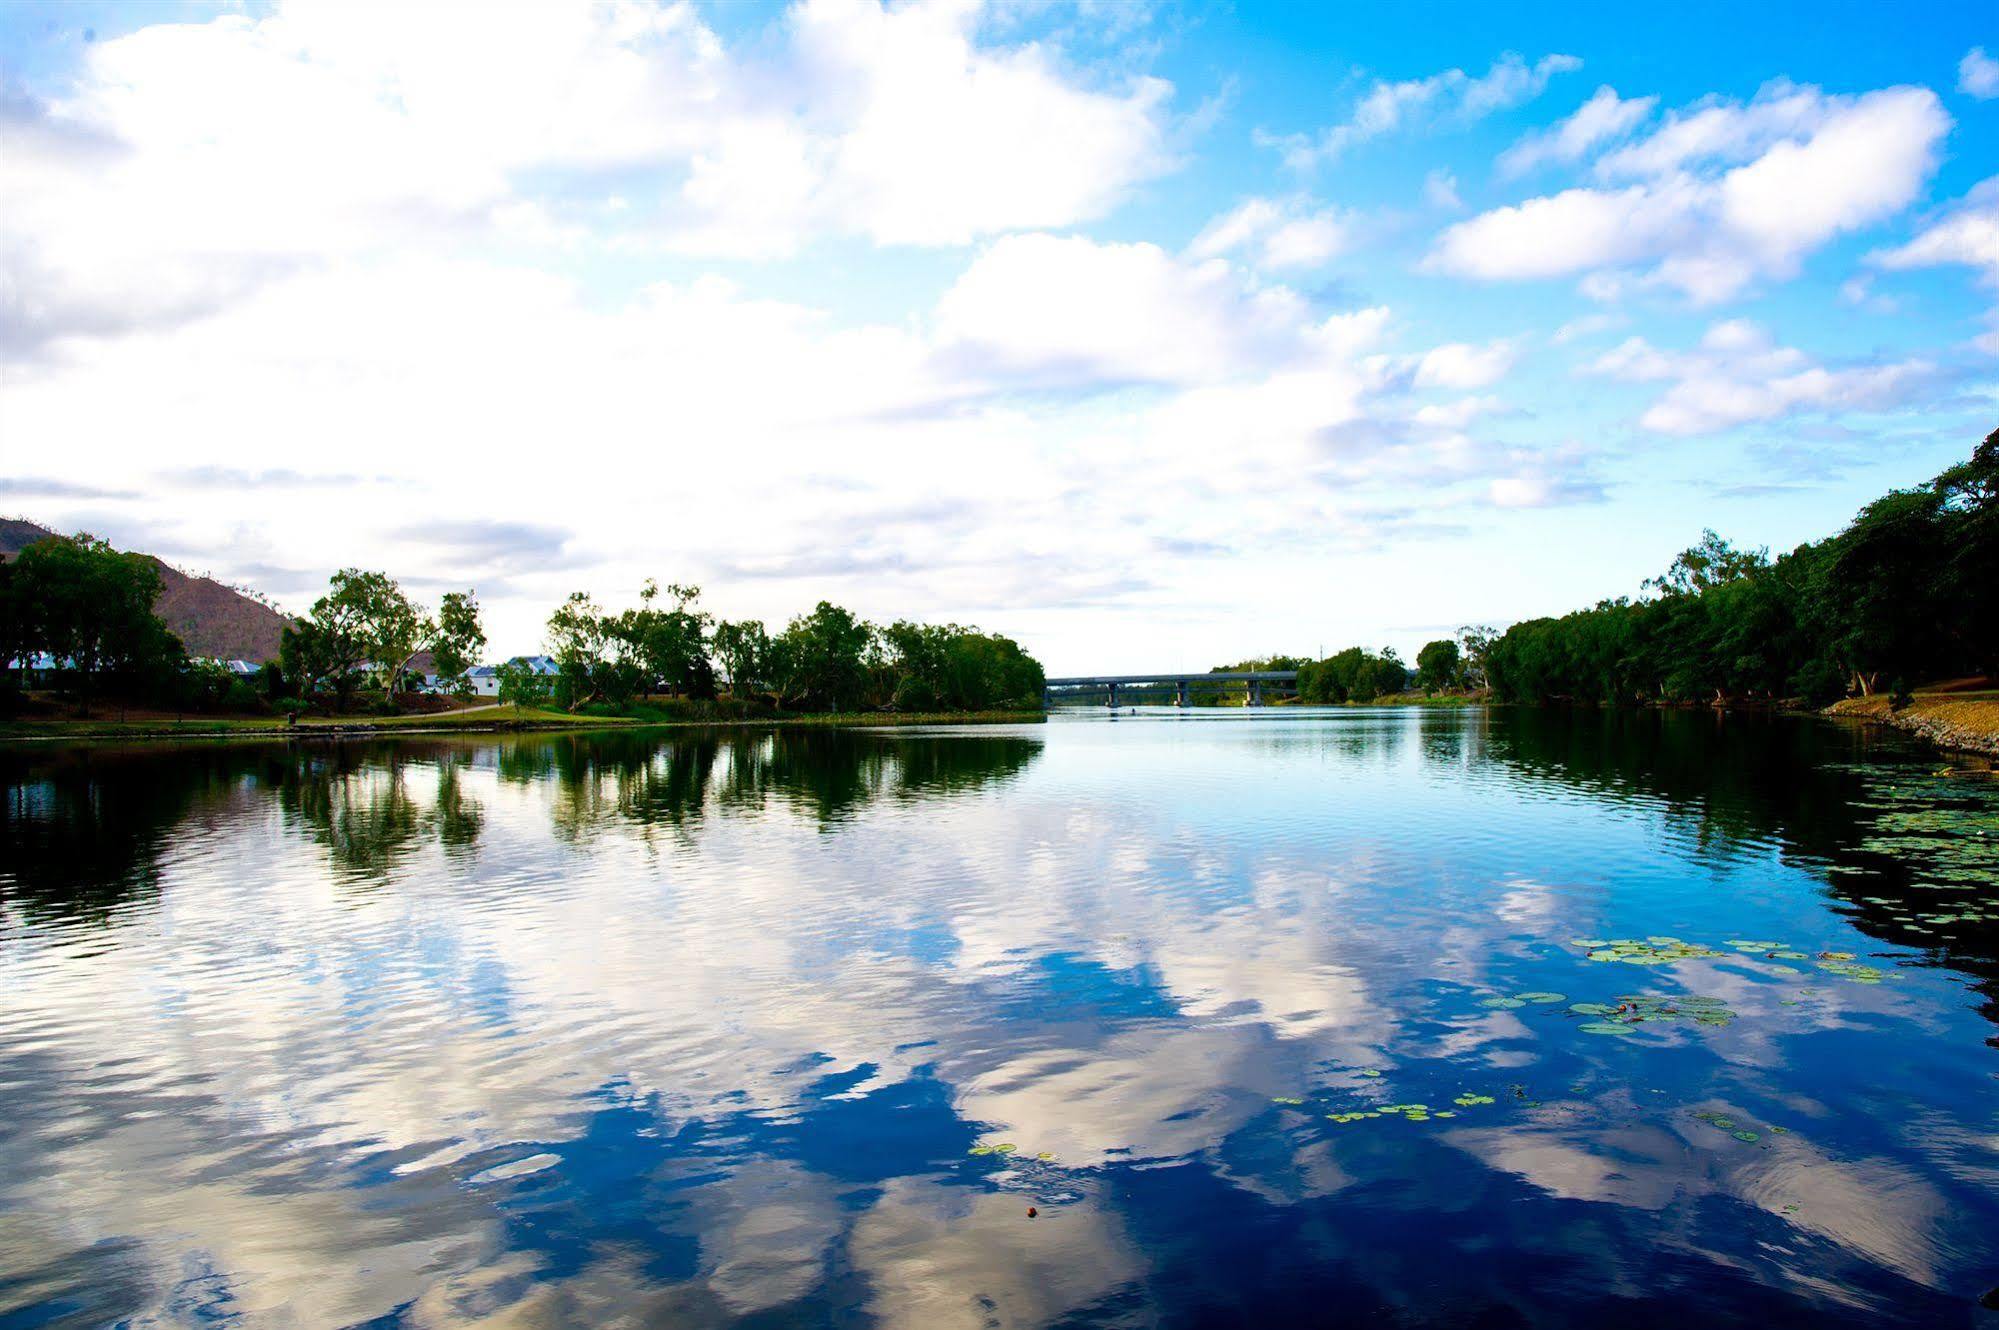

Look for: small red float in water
[1027,1206,1038,1218]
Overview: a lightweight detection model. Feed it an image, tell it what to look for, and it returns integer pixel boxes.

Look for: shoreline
[0,707,1047,746]
[1822,693,1999,758]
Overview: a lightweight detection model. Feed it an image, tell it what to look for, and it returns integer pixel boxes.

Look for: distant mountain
[1,519,293,662]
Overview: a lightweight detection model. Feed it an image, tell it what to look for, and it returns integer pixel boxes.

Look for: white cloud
[935,233,1317,386]
[1,0,1177,348]
[1961,46,1999,99]
[1550,311,1627,344]
[1869,176,1999,286]
[1584,319,1938,434]
[1412,339,1519,391]
[1423,168,1462,210]
[1188,196,1355,270]
[1429,83,1951,302]
[1276,52,1581,169]
[1497,86,1656,177]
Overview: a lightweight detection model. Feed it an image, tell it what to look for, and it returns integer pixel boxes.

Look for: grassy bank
[0,704,1046,744]
[1825,683,1999,757]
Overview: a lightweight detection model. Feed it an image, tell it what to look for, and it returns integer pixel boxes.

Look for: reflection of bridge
[1043,671,1300,709]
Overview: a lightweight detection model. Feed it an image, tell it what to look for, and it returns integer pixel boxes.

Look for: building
[463,654,562,697]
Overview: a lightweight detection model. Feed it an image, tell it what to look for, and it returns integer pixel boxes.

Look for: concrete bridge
[1043,670,1299,709]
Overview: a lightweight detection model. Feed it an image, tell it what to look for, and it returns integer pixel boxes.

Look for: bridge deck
[1044,671,1298,687]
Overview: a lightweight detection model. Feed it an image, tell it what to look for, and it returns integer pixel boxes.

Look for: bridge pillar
[1176,680,1189,708]
[1106,682,1118,709]
[1248,679,1263,707]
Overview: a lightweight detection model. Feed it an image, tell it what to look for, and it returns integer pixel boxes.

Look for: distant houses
[456,654,560,697]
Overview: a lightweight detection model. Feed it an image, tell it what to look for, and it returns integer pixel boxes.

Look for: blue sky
[2,0,1994,670]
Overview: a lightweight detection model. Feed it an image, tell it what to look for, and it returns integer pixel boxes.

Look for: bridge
[1042,671,1299,708]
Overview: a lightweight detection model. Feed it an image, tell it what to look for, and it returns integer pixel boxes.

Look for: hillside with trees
[1,519,291,660]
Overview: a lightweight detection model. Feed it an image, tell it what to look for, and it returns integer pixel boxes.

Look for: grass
[0,701,1045,744]
[1825,681,1999,754]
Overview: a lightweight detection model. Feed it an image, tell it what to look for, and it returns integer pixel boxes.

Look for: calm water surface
[3,709,1997,1327]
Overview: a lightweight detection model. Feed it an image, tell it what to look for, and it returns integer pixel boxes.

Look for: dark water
[3,709,1997,1328]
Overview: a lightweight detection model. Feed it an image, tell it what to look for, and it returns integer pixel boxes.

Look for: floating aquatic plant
[1580,937,1724,966]
[969,1142,1017,1157]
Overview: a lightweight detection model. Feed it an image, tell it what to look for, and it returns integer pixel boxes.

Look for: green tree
[712,618,770,700]
[287,571,373,706]
[431,591,486,694]
[1415,639,1461,692]
[10,533,182,710]
[617,580,710,698]
[496,659,552,711]
[770,601,874,711]
[1455,625,1499,689]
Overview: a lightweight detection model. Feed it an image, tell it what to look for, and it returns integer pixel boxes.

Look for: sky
[1,0,1995,673]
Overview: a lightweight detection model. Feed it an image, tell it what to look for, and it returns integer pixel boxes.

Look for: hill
[1,519,293,662]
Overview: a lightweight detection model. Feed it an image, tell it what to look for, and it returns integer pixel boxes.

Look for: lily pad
[969,1142,1017,1157]
[1481,997,1527,1009]
[1515,991,1566,1004]
[1579,1021,1636,1035]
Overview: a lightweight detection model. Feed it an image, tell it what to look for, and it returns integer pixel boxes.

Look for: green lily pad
[1481,997,1527,1009]
[969,1142,1017,1157]
[1733,1130,1760,1142]
[1453,1093,1496,1106]
[1515,991,1566,1004]
[1578,1022,1636,1035]
[1569,1002,1616,1016]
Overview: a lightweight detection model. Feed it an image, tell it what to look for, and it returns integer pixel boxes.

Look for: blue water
[2,708,1996,1327]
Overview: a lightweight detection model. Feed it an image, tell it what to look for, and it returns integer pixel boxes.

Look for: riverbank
[1825,687,1999,757]
[0,705,1047,744]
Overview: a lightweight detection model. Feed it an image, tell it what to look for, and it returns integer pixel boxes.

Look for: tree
[320,570,429,695]
[286,573,371,706]
[431,591,486,694]
[547,592,602,707]
[770,601,874,711]
[10,533,182,710]
[1455,625,1499,689]
[617,580,710,698]
[712,619,770,700]
[1643,529,1769,597]
[1415,639,1461,692]
[496,659,552,711]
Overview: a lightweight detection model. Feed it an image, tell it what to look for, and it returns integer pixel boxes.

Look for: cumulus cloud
[1411,340,1520,391]
[934,232,1319,387]
[1584,320,1939,434]
[1961,47,1999,99]
[0,0,1176,350]
[1497,86,1656,177]
[1869,176,1999,286]
[1272,52,1581,170]
[1429,82,1951,302]
[1187,197,1356,270]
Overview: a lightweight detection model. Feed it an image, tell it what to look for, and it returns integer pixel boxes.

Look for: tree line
[4,535,1045,718]
[516,586,1044,714]
[1485,429,1997,706]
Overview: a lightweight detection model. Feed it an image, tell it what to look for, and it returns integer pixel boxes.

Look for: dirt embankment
[1825,688,1999,757]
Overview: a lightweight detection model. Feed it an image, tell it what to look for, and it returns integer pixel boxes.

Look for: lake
[2,709,1996,1327]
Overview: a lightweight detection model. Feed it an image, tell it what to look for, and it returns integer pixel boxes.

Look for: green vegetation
[5,543,1045,734]
[1486,429,1998,706]
[537,587,1044,716]
[1,533,189,710]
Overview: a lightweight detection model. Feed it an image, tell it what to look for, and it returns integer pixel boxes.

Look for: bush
[893,676,937,712]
